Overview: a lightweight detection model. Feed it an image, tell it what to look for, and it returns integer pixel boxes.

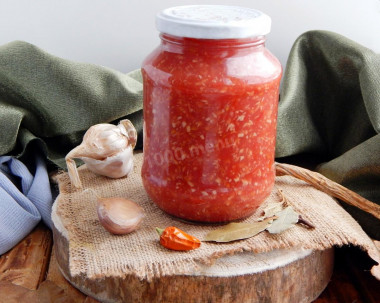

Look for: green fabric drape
[0,31,379,238]
[276,30,380,239]
[0,41,143,168]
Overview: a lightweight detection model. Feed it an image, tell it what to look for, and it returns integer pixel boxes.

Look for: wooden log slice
[52,214,334,303]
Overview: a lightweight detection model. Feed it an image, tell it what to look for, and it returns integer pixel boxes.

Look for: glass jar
[142,5,282,222]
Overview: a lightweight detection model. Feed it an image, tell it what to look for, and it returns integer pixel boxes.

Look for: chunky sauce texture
[142,35,282,222]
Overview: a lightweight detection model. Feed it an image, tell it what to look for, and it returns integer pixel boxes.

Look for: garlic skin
[97,197,144,235]
[81,146,134,179]
[65,119,137,188]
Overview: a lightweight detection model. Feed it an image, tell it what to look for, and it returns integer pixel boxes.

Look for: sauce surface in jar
[142,6,282,222]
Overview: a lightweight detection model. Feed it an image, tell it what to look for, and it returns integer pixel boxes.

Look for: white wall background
[0,0,379,73]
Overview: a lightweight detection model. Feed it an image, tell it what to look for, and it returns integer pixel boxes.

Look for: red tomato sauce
[142,34,282,222]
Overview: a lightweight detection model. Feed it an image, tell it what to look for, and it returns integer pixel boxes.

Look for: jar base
[155,204,262,225]
[143,177,273,223]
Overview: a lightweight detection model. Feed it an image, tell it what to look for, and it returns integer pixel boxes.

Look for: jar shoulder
[142,44,281,88]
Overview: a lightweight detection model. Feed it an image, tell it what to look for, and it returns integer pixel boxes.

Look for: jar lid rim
[156,5,271,39]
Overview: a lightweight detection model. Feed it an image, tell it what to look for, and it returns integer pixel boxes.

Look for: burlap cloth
[52,153,380,281]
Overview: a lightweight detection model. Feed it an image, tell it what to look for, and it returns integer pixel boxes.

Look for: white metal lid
[156,5,271,39]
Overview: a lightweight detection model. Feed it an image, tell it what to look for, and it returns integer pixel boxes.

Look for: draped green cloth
[0,31,379,238]
[276,31,380,239]
[0,41,143,168]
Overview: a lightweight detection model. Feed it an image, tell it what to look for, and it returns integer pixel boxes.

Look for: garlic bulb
[65,119,137,188]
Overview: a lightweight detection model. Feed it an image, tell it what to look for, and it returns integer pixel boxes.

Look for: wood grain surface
[0,223,52,290]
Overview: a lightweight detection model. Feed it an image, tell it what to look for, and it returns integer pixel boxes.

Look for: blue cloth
[0,154,52,255]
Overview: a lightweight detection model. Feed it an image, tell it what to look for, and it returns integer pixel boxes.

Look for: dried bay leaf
[204,217,274,243]
[266,206,299,234]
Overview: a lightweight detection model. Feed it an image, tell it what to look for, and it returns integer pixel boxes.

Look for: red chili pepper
[156,226,201,251]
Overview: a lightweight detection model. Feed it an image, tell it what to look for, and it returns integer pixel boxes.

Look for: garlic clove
[119,119,137,149]
[97,197,144,235]
[65,119,137,188]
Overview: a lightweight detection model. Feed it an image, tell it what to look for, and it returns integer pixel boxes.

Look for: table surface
[0,223,379,303]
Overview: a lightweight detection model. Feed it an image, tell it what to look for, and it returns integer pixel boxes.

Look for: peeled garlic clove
[65,119,137,188]
[97,197,144,235]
